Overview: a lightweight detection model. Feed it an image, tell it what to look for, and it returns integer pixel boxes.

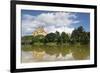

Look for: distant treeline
[21,26,90,45]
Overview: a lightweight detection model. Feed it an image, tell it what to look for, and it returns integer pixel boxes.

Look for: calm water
[21,45,90,63]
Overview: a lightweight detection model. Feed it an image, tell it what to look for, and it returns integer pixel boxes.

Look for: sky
[21,10,90,36]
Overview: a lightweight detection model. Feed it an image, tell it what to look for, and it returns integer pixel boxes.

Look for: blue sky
[21,10,90,36]
[72,13,90,31]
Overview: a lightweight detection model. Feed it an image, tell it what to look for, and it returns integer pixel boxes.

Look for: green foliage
[55,31,61,45]
[61,32,69,43]
[80,32,90,44]
[44,33,57,42]
[71,26,90,45]
[21,26,90,45]
[21,36,33,45]
[33,35,44,42]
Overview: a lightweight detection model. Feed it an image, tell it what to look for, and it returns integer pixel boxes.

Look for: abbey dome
[32,27,47,36]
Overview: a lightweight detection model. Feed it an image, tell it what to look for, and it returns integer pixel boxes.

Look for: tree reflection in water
[22,45,90,62]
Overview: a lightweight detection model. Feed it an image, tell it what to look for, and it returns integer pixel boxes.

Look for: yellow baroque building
[32,27,47,36]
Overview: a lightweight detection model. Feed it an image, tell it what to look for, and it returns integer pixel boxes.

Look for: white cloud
[22,12,79,36]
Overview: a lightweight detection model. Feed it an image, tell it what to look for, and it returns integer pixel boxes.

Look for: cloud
[22,12,79,36]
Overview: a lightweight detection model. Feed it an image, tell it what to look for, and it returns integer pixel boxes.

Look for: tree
[71,28,78,44]
[61,32,69,43]
[21,36,33,45]
[56,36,62,45]
[80,32,90,44]
[55,31,61,45]
[33,35,44,43]
[31,36,35,45]
[55,31,60,39]
[77,26,84,33]
[71,26,89,44]
[44,33,57,43]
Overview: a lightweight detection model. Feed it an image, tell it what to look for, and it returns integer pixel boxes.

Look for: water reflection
[22,45,90,62]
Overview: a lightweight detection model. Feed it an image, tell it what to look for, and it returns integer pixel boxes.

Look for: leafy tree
[22,26,90,46]
[55,31,61,45]
[61,32,69,43]
[31,36,35,45]
[56,36,62,45]
[21,36,33,45]
[77,26,84,33]
[44,33,57,43]
[80,32,90,44]
[55,31,60,39]
[71,28,78,44]
[71,26,90,45]
[33,35,44,43]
